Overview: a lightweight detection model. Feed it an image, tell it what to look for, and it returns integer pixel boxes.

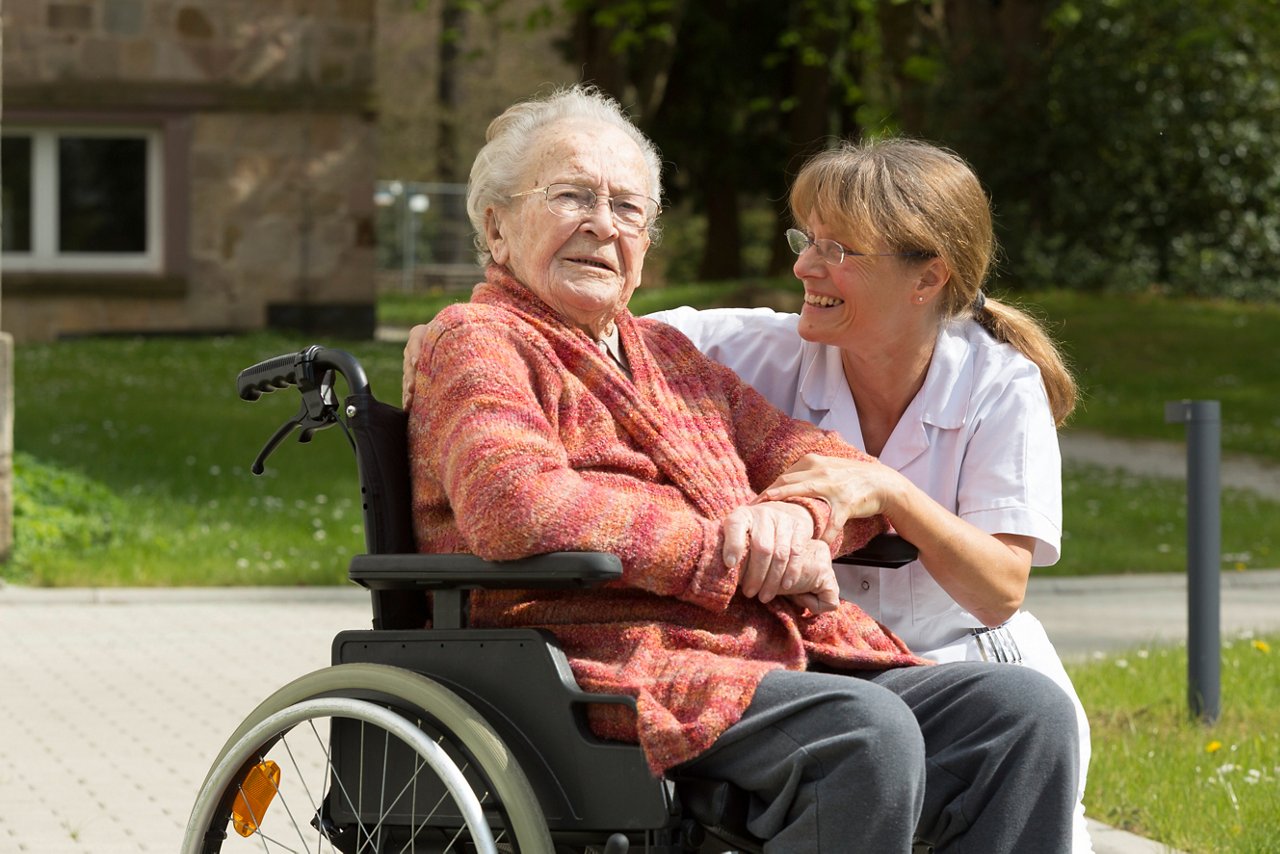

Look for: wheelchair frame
[183,345,919,854]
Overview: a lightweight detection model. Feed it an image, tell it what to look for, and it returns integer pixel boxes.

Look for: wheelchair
[182,344,920,854]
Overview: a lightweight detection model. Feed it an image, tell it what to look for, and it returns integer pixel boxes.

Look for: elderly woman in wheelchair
[185,86,1078,854]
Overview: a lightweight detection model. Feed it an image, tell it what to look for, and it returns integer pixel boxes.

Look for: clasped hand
[756,454,896,545]
[721,501,839,614]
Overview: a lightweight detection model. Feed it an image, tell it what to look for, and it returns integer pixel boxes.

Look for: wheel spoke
[183,667,548,854]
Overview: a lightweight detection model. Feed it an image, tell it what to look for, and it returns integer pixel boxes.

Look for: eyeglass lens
[545,184,657,228]
[785,228,844,264]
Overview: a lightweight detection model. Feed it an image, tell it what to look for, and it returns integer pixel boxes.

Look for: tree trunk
[437,0,467,183]
[570,4,628,100]
[699,178,741,280]
[767,3,848,275]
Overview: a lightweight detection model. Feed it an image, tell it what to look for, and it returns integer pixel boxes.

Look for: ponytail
[974,296,1078,426]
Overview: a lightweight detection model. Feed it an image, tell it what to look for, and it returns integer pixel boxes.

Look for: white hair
[467,85,663,265]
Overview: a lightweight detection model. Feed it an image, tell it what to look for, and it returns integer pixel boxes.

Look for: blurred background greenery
[377,0,1280,300]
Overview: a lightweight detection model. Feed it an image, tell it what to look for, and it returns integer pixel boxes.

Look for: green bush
[1032,0,1280,298]
[7,452,125,581]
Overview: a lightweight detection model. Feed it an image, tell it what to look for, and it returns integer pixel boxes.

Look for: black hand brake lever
[250,368,340,474]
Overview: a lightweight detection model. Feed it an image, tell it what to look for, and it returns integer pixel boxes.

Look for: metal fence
[374,180,481,292]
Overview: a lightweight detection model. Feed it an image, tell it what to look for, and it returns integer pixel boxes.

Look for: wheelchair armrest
[834,532,918,569]
[349,551,623,630]
[348,551,623,590]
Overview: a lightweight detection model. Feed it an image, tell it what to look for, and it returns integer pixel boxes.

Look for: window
[2,127,163,272]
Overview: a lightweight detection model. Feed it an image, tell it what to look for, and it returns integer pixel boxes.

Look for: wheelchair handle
[237,345,373,474]
[237,345,370,401]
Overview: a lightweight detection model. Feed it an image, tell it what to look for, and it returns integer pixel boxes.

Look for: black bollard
[1164,400,1221,724]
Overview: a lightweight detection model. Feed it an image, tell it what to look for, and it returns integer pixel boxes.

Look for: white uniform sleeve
[957,362,1063,566]
[645,306,808,414]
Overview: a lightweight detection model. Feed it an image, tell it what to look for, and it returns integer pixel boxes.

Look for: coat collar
[473,264,751,519]
[796,320,978,468]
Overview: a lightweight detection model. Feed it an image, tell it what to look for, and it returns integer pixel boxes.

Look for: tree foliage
[1029,0,1280,298]
[402,0,1280,299]
[814,0,1280,299]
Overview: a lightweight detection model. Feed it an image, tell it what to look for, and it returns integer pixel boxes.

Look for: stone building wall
[2,0,378,343]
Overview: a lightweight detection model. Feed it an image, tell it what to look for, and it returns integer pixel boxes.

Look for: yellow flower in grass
[1206,740,1223,753]
[1252,639,1271,654]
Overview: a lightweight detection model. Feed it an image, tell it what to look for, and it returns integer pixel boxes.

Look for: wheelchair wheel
[183,663,553,854]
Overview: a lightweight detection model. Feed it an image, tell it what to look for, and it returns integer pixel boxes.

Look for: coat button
[861,580,871,591]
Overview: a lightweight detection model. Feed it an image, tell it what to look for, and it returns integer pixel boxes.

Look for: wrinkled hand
[757,454,898,545]
[721,502,837,612]
[401,323,431,409]
[783,550,841,614]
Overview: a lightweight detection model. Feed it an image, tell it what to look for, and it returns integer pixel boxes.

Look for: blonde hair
[790,138,1077,425]
[467,85,663,265]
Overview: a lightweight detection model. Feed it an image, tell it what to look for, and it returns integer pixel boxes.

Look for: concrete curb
[1029,567,1280,595]
[0,581,368,605]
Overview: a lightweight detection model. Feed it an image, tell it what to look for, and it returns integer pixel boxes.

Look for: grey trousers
[673,662,1079,853]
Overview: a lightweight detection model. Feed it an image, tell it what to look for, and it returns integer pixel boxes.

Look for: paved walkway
[1059,430,1280,501]
[7,571,1280,853]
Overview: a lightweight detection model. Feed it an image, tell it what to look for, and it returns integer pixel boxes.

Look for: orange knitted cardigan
[409,267,929,774]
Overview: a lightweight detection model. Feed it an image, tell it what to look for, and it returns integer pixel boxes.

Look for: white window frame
[2,126,164,274]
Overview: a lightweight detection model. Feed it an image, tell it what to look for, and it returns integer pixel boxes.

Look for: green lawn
[1051,464,1279,576]
[386,282,1280,460]
[1016,289,1280,461]
[1071,634,1280,853]
[376,277,800,328]
[9,334,404,586]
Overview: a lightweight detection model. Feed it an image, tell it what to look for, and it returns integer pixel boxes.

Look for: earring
[915,295,925,303]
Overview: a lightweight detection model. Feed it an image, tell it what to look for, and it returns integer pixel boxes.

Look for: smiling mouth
[804,293,844,308]
[568,257,616,272]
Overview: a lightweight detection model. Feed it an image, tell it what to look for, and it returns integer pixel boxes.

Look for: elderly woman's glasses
[512,183,661,230]
[785,228,931,265]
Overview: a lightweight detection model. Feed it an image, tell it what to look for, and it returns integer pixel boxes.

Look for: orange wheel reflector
[232,759,282,838]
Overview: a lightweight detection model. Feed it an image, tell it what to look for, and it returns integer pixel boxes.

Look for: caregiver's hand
[401,323,431,409]
[757,454,906,545]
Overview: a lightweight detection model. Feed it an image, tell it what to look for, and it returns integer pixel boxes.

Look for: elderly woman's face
[486,120,652,338]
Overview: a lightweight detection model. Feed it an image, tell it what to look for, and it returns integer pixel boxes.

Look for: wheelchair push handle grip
[236,346,372,401]
[237,352,304,400]
[237,345,374,475]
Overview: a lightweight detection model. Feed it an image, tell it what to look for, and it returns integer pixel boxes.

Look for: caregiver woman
[656,138,1093,853]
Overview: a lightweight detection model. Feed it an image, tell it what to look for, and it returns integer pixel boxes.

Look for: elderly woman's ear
[484,208,510,266]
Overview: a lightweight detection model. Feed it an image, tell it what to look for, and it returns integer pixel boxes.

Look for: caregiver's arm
[760,455,1032,628]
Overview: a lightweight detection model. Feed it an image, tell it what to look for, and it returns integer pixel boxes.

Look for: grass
[1051,464,1280,575]
[376,277,800,328]
[7,286,1280,586]
[386,282,1280,461]
[1013,289,1280,462]
[1070,633,1280,852]
[9,333,406,586]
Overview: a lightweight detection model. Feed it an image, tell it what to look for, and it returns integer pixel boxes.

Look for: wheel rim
[188,665,550,854]
[184,665,553,854]
[184,697,497,853]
